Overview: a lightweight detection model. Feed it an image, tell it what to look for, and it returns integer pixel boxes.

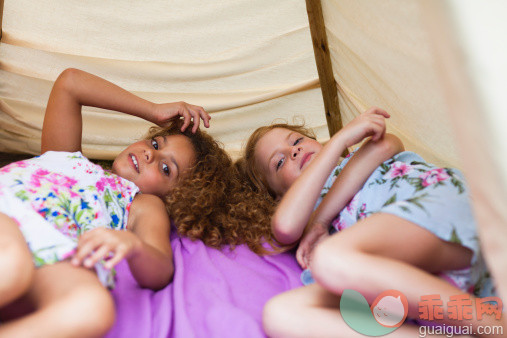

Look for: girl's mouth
[130,154,139,173]
[300,152,313,169]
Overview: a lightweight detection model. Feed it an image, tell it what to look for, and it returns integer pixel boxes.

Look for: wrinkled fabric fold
[106,230,302,338]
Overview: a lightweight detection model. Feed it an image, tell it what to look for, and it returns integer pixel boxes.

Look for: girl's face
[112,134,196,197]
[254,128,322,199]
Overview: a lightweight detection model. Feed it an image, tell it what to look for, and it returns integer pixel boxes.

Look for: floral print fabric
[314,151,494,297]
[0,151,139,288]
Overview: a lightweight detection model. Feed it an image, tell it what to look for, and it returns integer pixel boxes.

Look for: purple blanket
[106,229,303,338]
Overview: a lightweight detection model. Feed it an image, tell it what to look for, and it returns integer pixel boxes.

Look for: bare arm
[42,68,210,153]
[73,194,174,290]
[125,194,174,290]
[271,132,350,244]
[295,134,403,268]
[312,133,404,226]
[272,107,391,244]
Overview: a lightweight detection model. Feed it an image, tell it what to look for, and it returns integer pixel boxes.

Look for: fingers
[296,244,308,269]
[362,107,389,141]
[102,249,127,270]
[189,105,211,133]
[178,102,211,133]
[83,245,111,268]
[365,106,390,119]
[179,105,192,132]
[342,107,392,146]
[190,106,200,133]
[297,231,319,269]
[72,230,101,267]
[296,223,331,269]
[196,105,211,129]
[369,115,387,141]
[72,229,130,270]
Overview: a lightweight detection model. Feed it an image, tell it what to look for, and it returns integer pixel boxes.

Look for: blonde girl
[240,107,501,337]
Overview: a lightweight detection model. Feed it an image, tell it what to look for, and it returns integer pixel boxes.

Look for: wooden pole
[0,0,4,41]
[305,0,343,137]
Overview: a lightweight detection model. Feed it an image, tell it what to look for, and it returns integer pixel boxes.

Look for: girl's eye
[276,157,285,171]
[293,137,303,146]
[151,138,159,150]
[162,163,170,176]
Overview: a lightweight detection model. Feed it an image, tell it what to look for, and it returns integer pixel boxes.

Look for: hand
[151,101,211,133]
[338,107,390,148]
[296,221,329,269]
[71,228,142,270]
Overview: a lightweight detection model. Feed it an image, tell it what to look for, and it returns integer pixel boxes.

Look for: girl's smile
[112,134,196,197]
[300,152,314,169]
[129,154,139,173]
[254,128,322,198]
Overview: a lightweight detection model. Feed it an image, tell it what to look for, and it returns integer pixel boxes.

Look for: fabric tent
[317,0,507,303]
[1,0,506,334]
[0,0,328,159]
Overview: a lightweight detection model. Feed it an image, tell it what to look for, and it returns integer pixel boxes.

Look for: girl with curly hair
[0,68,232,337]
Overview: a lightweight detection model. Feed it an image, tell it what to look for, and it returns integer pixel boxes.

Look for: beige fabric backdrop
[323,0,507,303]
[1,0,506,311]
[322,0,461,168]
[0,0,327,159]
[422,0,507,305]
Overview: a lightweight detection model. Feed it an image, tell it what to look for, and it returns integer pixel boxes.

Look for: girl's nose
[292,146,302,158]
[144,148,154,163]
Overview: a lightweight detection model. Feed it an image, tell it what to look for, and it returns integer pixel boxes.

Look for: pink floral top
[0,151,139,287]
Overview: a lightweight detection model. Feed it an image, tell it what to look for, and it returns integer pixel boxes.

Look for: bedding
[106,227,303,338]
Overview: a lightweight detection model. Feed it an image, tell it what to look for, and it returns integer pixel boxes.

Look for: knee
[311,237,363,289]
[0,242,34,304]
[65,284,116,336]
[263,294,294,338]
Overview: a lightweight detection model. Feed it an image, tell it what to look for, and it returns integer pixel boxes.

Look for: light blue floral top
[311,150,494,296]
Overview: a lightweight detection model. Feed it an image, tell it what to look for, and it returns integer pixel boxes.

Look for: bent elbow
[54,68,82,94]
[381,134,404,156]
[271,215,300,245]
[140,266,174,291]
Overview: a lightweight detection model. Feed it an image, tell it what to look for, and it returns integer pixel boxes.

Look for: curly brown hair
[145,119,282,255]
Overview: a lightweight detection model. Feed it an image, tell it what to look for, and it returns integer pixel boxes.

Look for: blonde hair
[231,122,316,253]
[145,120,283,255]
[240,122,316,200]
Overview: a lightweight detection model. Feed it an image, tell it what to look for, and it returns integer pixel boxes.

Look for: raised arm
[272,107,390,244]
[295,134,403,268]
[312,133,403,226]
[41,68,210,153]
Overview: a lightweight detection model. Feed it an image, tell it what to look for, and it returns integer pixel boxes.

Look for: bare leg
[0,262,115,338]
[0,212,34,308]
[263,283,431,338]
[311,213,505,337]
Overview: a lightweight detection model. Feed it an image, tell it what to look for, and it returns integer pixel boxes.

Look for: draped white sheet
[423,0,507,305]
[1,0,505,303]
[323,0,507,304]
[0,0,328,159]
[321,0,461,168]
